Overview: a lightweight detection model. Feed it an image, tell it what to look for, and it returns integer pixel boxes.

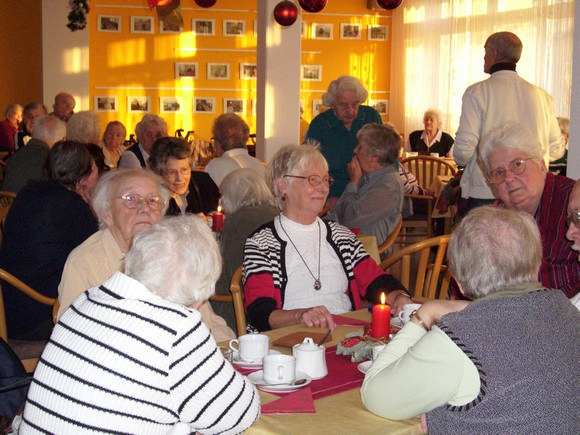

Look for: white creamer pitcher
[292,337,328,380]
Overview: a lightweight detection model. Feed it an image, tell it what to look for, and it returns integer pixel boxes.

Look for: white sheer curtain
[389,0,575,140]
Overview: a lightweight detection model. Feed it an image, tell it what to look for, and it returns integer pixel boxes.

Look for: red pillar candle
[212,206,224,232]
[371,292,391,339]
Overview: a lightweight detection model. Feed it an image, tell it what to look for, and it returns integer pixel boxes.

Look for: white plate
[248,370,312,393]
[232,350,280,369]
[357,360,372,375]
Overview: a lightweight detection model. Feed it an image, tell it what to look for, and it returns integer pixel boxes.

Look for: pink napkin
[331,314,370,327]
[261,387,316,414]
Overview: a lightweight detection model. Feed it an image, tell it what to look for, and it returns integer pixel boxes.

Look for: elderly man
[479,122,578,297]
[454,31,565,211]
[66,110,101,145]
[362,206,579,433]
[0,103,23,154]
[328,123,403,253]
[57,169,235,342]
[118,114,167,169]
[50,92,76,122]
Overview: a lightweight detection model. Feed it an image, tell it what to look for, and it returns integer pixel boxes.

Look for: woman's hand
[416,299,470,329]
[347,155,362,184]
[299,306,336,330]
[387,291,413,316]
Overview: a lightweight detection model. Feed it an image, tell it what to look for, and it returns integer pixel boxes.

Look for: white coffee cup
[263,354,296,385]
[430,152,439,158]
[398,303,423,324]
[229,334,269,363]
[372,344,386,361]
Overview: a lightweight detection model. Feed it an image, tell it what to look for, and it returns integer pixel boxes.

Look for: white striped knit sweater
[20,272,260,434]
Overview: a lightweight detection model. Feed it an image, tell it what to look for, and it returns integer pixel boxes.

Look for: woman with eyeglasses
[479,122,578,298]
[243,144,411,331]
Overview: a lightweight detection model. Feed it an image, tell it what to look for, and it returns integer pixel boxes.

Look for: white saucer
[248,370,312,393]
[357,360,372,375]
[232,350,280,369]
[391,317,404,329]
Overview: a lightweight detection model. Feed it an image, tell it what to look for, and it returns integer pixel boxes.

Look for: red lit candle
[371,292,391,339]
[212,206,224,232]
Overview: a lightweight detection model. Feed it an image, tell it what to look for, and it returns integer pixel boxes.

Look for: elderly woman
[204,113,265,187]
[22,216,260,434]
[305,75,382,205]
[328,123,403,252]
[118,114,168,169]
[362,207,578,433]
[404,108,454,157]
[0,141,99,340]
[57,168,234,341]
[212,168,279,329]
[66,110,101,145]
[0,103,23,155]
[243,145,410,332]
[149,137,219,216]
[99,120,127,169]
[479,122,578,297]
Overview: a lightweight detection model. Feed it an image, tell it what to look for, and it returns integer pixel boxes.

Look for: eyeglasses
[284,174,334,187]
[163,167,190,180]
[117,193,166,210]
[566,210,580,227]
[487,158,534,184]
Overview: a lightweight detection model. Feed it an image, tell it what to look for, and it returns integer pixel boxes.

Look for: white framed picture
[223,98,246,114]
[160,97,183,113]
[175,62,198,79]
[98,15,121,33]
[131,16,154,34]
[160,19,182,34]
[301,65,322,81]
[312,99,323,116]
[368,24,388,41]
[193,19,215,36]
[94,96,118,112]
[194,97,216,114]
[240,63,257,80]
[223,20,245,36]
[369,99,389,115]
[207,63,230,80]
[340,23,361,40]
[311,23,333,40]
[127,96,151,113]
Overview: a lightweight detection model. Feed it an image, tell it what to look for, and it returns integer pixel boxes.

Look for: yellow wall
[89,0,392,141]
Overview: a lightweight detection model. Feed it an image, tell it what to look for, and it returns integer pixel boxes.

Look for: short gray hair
[66,111,101,144]
[448,206,542,299]
[219,168,274,214]
[322,75,368,107]
[125,215,222,306]
[356,123,401,166]
[478,122,544,173]
[423,108,443,125]
[5,104,23,118]
[92,168,170,229]
[149,137,192,175]
[485,31,523,64]
[135,114,168,142]
[212,113,250,151]
[33,115,66,146]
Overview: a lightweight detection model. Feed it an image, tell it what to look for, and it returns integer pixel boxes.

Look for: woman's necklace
[279,216,322,290]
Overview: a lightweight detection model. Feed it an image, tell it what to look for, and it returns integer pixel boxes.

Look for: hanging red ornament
[274,1,298,26]
[194,0,217,7]
[376,0,402,9]
[298,0,327,13]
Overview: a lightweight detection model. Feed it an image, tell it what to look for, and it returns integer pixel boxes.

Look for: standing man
[50,92,76,123]
[454,31,565,211]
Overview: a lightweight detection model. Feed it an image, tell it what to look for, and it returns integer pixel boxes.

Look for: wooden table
[225,310,423,435]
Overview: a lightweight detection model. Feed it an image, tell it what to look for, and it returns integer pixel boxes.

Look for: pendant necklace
[279,216,322,290]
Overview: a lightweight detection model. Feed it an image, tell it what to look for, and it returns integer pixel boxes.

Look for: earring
[281,193,287,201]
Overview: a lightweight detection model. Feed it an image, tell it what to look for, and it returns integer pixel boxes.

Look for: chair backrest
[400,156,457,190]
[378,215,403,256]
[0,191,16,239]
[229,266,246,336]
[380,235,452,300]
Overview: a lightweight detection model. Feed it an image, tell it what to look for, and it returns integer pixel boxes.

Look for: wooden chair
[0,191,16,241]
[380,235,453,300]
[229,266,246,336]
[0,268,58,373]
[378,215,402,257]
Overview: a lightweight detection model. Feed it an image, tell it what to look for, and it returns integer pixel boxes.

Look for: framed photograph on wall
[131,16,154,34]
[98,15,121,33]
[311,23,333,40]
[368,25,388,41]
[160,20,182,34]
[223,98,246,114]
[312,99,323,117]
[127,96,151,113]
[239,63,257,80]
[160,97,183,113]
[192,19,215,35]
[340,23,361,40]
[369,99,389,115]
[175,62,198,79]
[94,96,118,112]
[207,63,230,80]
[194,97,216,114]
[301,65,322,81]
[223,20,245,36]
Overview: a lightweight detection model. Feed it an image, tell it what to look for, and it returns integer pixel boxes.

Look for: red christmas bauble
[377,0,402,9]
[194,0,217,7]
[274,1,298,26]
[298,0,327,13]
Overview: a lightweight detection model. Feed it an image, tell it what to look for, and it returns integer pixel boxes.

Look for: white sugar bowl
[292,337,328,380]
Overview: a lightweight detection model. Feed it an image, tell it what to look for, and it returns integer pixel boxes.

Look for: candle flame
[380,292,386,305]
[217,205,222,213]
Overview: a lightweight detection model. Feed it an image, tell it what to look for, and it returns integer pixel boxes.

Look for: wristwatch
[409,309,429,331]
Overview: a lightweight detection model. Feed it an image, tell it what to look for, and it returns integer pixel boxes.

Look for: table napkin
[331,314,370,327]
[308,345,364,400]
[261,387,316,414]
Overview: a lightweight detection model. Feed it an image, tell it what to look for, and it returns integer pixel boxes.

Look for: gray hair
[66,111,101,144]
[356,123,401,166]
[212,113,250,151]
[485,31,523,64]
[448,206,542,298]
[55,92,76,110]
[268,144,328,209]
[423,108,443,125]
[149,137,192,175]
[322,75,368,107]
[478,122,544,173]
[92,168,170,229]
[124,215,222,306]
[5,104,23,118]
[557,117,569,135]
[135,114,168,143]
[33,115,66,146]
[219,168,275,214]
[48,141,94,191]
